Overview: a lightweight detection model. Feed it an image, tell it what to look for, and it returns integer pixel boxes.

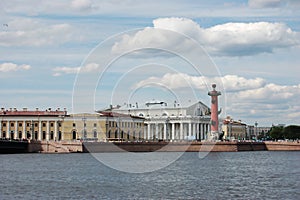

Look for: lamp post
[255,121,258,140]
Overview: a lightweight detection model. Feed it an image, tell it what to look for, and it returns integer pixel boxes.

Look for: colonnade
[145,120,210,141]
[0,119,63,141]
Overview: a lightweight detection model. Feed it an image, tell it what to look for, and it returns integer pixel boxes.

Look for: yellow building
[0,108,145,142]
[0,108,66,141]
[222,117,247,140]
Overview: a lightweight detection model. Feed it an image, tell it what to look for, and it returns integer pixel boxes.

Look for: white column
[163,123,167,140]
[6,120,10,139]
[200,124,204,140]
[0,121,2,138]
[46,121,50,141]
[171,123,175,140]
[22,121,26,139]
[188,123,192,137]
[144,125,147,140]
[196,123,199,140]
[180,123,183,140]
[208,123,211,134]
[54,121,58,141]
[192,123,196,137]
[14,121,18,139]
[155,123,158,140]
[147,124,151,140]
[38,121,42,140]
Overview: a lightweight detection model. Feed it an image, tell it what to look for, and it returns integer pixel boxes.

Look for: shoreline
[1,140,300,154]
[27,140,300,153]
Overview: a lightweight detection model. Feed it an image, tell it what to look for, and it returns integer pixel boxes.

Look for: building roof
[98,111,145,120]
[0,109,67,117]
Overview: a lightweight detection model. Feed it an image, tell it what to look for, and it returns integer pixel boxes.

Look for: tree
[282,125,300,140]
[268,126,284,140]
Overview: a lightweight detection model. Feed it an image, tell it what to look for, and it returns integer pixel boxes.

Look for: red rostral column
[208,84,221,138]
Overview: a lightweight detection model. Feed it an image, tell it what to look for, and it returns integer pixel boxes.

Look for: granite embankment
[25,140,300,153]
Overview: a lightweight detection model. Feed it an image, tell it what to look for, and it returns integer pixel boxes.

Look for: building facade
[112,101,211,141]
[0,108,67,141]
[222,117,247,140]
[0,108,144,142]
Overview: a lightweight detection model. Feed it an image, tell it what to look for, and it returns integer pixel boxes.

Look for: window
[94,123,97,127]
[19,123,22,127]
[42,131,46,140]
[43,123,46,127]
[73,123,76,127]
[35,123,38,127]
[50,131,54,140]
[11,123,14,127]
[3,123,6,127]
[58,123,61,127]
[58,131,62,140]
[72,131,76,140]
[27,123,30,127]
[93,130,97,138]
[50,123,54,127]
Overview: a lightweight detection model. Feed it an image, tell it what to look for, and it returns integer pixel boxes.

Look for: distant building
[111,101,211,141]
[0,107,67,140]
[0,108,144,142]
[63,112,144,142]
[222,116,247,140]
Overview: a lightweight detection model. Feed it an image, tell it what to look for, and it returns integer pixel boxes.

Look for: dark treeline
[267,125,300,140]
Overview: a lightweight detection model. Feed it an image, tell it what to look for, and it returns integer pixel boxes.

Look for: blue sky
[1,0,300,126]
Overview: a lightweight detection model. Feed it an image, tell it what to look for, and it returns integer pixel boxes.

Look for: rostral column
[208,84,221,140]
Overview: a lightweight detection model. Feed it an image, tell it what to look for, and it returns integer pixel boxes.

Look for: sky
[1,0,300,126]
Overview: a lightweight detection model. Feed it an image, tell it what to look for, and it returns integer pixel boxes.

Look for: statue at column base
[207,131,219,141]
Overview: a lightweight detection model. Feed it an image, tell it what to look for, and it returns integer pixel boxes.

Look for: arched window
[107,130,111,139]
[93,130,97,138]
[115,130,118,138]
[72,130,77,140]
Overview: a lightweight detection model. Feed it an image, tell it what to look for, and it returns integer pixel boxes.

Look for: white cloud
[71,0,93,11]
[248,0,282,8]
[112,17,300,57]
[0,18,73,47]
[134,73,300,124]
[0,62,31,72]
[53,63,99,76]
[135,73,266,92]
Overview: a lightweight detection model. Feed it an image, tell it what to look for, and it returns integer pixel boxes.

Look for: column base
[207,131,219,141]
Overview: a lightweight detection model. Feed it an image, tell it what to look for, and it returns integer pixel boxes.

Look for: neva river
[1,151,299,200]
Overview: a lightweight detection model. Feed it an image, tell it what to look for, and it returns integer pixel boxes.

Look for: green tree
[282,125,300,140]
[268,126,284,140]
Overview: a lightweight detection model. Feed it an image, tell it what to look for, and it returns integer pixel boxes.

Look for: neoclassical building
[63,112,145,142]
[222,116,247,140]
[112,101,211,141]
[0,108,67,141]
[0,108,144,142]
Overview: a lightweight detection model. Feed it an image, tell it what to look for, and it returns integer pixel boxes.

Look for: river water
[0,151,299,200]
